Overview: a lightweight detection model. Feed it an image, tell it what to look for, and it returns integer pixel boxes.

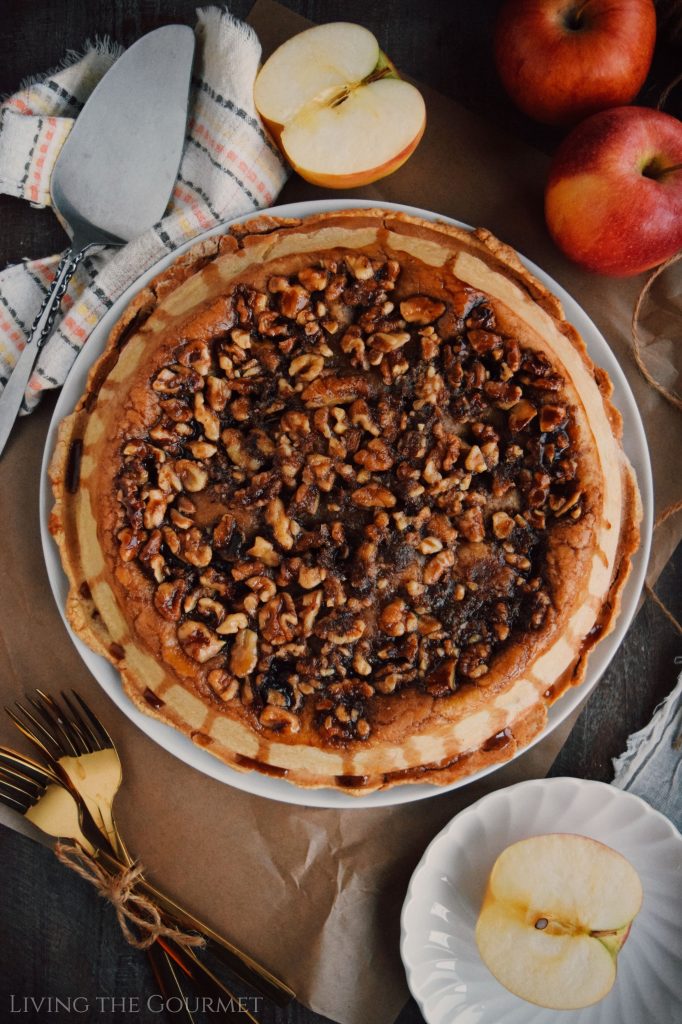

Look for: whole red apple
[494,0,656,126]
[545,107,682,276]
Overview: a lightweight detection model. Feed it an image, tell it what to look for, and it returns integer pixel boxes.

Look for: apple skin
[545,106,682,276]
[494,0,656,126]
[593,922,632,958]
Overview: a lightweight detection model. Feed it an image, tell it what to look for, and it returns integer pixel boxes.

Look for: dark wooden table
[0,2,680,1022]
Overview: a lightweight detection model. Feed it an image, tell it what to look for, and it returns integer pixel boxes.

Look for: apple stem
[565,0,591,30]
[656,162,682,180]
[363,65,393,86]
[328,65,392,108]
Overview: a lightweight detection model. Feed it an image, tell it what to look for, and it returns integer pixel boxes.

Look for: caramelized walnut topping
[177,621,225,664]
[400,296,446,324]
[116,251,583,737]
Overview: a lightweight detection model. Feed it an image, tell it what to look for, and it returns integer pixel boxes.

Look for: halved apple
[475,833,643,1010]
[254,23,426,188]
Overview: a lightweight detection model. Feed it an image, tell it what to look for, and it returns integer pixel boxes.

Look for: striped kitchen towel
[0,6,288,412]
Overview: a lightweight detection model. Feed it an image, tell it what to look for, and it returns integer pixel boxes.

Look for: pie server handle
[0,245,90,457]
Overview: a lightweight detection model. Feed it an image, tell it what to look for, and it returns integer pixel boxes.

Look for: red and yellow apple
[545,106,682,276]
[494,0,657,126]
[475,833,643,1009]
[254,23,426,188]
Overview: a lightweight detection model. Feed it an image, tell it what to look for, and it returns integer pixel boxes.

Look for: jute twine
[631,251,682,413]
[55,841,205,951]
[630,65,682,633]
[644,500,682,635]
[629,201,681,634]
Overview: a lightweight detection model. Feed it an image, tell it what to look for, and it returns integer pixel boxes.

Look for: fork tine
[60,690,100,753]
[0,784,31,813]
[0,745,59,784]
[5,704,60,760]
[28,692,80,757]
[36,689,93,755]
[0,768,41,799]
[0,752,54,790]
[71,691,114,751]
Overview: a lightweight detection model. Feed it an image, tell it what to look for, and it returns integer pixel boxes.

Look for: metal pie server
[0,24,195,457]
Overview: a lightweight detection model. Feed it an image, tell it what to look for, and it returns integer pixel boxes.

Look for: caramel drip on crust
[59,213,638,789]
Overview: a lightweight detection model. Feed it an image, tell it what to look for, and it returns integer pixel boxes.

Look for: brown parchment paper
[0,4,679,1023]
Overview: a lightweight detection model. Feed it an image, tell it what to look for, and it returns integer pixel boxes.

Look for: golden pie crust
[50,209,641,794]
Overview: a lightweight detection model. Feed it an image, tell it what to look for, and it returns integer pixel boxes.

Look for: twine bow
[55,841,205,951]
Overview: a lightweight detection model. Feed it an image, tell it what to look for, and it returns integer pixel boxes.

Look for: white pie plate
[400,777,682,1024]
[40,199,653,808]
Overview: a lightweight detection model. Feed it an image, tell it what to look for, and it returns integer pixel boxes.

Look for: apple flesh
[545,106,682,276]
[254,23,426,188]
[475,833,643,1010]
[494,0,656,126]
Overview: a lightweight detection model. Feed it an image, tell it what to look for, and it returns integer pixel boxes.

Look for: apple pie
[49,209,641,793]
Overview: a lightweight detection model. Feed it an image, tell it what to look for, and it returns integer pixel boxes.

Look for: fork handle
[144,879,294,1006]
[0,246,87,458]
[97,849,293,1006]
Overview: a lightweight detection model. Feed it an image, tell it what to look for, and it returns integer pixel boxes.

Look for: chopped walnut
[539,404,567,431]
[298,267,328,291]
[464,445,487,474]
[379,599,416,637]
[143,489,171,530]
[247,536,281,567]
[299,589,323,636]
[154,579,187,621]
[345,254,374,280]
[230,628,258,677]
[247,575,277,604]
[289,353,324,381]
[259,706,300,734]
[354,439,394,472]
[177,621,225,664]
[207,670,239,701]
[351,484,396,509]
[299,564,327,589]
[423,549,455,584]
[216,612,249,635]
[456,507,485,543]
[368,331,410,353]
[315,610,366,645]
[194,393,220,441]
[177,527,211,568]
[221,428,262,471]
[175,460,208,493]
[266,497,296,550]
[492,511,515,539]
[301,374,371,408]
[508,399,538,432]
[400,296,445,324]
[259,593,298,645]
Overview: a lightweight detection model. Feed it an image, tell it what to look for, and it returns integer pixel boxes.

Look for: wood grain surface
[0,2,680,1023]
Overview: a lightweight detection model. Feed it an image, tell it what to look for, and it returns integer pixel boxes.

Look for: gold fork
[0,743,260,1024]
[6,691,120,848]
[6,690,295,1007]
[0,748,97,851]
[0,750,214,1024]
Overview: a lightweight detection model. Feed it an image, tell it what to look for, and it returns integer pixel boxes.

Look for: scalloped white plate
[401,777,682,1024]
[40,200,652,808]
